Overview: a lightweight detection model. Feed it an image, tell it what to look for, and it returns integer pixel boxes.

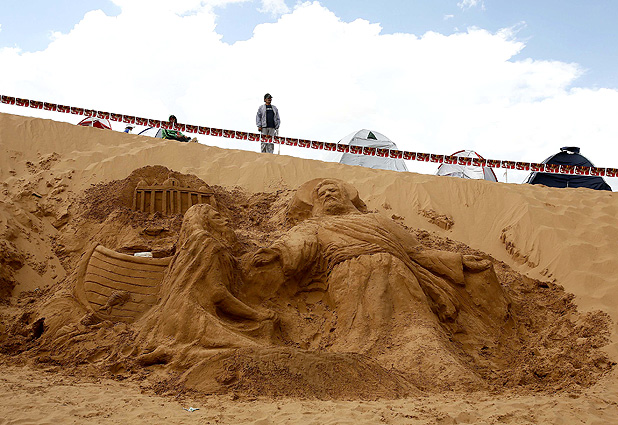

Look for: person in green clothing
[162,115,195,142]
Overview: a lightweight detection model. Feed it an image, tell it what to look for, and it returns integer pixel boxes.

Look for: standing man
[256,93,280,154]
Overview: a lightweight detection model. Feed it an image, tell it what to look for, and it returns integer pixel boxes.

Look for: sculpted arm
[378,215,489,284]
[250,222,320,277]
[242,222,320,301]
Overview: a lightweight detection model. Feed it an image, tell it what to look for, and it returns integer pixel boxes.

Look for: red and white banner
[1,94,614,177]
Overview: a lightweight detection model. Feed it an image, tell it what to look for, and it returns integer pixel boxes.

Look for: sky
[1,0,618,187]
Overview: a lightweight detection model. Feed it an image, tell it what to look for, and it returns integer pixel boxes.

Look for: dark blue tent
[525,147,611,191]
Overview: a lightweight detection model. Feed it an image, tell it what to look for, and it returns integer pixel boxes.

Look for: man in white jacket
[255,93,280,153]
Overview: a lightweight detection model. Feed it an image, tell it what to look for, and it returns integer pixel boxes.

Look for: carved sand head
[311,179,359,216]
[204,206,228,232]
[204,206,238,245]
[285,178,367,224]
[181,204,236,245]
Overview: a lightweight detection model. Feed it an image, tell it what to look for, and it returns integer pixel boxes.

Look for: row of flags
[2,94,616,177]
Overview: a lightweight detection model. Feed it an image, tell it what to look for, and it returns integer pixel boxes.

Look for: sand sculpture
[9,168,611,399]
[136,203,276,360]
[129,178,513,391]
[241,178,512,388]
[1,116,617,420]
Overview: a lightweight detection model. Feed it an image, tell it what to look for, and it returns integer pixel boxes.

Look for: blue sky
[0,1,120,50]
[1,0,618,187]
[3,1,616,88]
[215,0,618,89]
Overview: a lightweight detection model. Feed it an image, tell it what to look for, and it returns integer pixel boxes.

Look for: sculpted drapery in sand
[137,178,509,387]
[136,204,275,355]
[247,179,503,381]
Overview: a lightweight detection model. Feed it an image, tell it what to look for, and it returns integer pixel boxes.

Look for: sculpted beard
[321,195,350,215]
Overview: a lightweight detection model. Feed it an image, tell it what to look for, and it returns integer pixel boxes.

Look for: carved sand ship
[75,245,171,323]
[73,175,216,323]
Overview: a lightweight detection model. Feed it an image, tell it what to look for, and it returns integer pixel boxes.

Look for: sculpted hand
[463,255,491,272]
[251,248,280,266]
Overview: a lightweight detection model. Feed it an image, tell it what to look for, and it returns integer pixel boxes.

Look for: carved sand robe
[135,204,276,354]
[129,178,512,391]
[244,178,512,388]
[75,245,171,323]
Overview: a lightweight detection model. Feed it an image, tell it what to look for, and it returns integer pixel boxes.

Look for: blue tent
[525,147,611,191]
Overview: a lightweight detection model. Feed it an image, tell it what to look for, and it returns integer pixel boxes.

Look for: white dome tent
[137,127,163,138]
[333,129,408,172]
[435,150,497,182]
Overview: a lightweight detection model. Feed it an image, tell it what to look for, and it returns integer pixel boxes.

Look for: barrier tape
[2,94,616,178]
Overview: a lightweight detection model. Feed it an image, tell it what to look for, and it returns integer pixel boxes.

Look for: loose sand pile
[1,112,618,423]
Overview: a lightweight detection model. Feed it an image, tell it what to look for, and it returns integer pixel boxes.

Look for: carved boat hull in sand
[75,245,171,323]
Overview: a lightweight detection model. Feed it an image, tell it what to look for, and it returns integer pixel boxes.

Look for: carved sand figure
[136,204,276,364]
[47,177,513,392]
[3,164,612,399]
[245,178,513,389]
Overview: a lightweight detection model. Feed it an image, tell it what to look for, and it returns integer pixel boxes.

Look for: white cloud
[457,0,485,10]
[49,30,63,42]
[496,21,527,39]
[444,14,454,20]
[259,0,289,15]
[1,1,618,188]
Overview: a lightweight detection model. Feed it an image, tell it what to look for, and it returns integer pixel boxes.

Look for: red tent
[77,116,112,130]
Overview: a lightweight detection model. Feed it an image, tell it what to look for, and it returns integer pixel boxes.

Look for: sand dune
[1,112,618,423]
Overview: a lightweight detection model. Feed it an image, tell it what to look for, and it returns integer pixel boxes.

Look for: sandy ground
[1,365,617,424]
[2,112,618,423]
